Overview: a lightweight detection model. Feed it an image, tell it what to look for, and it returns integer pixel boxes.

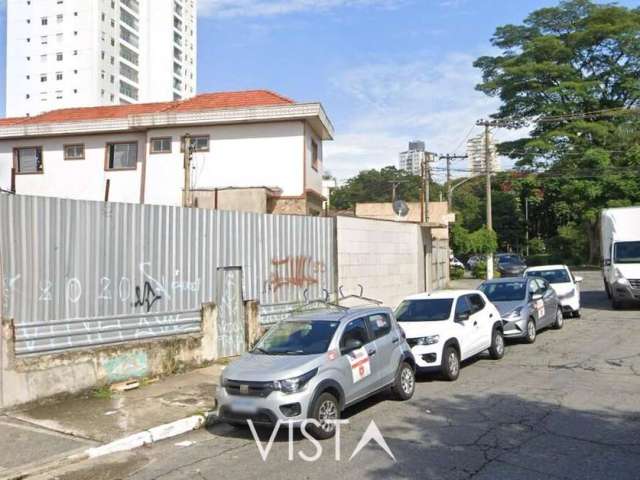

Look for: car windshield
[614,241,640,264]
[395,299,453,322]
[253,320,340,355]
[526,269,571,284]
[480,282,527,302]
[498,255,522,264]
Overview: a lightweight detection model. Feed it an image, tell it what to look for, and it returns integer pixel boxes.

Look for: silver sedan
[479,277,564,343]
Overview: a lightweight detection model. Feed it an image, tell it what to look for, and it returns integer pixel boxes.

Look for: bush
[528,237,546,255]
[450,266,465,280]
[547,223,589,266]
[472,260,501,280]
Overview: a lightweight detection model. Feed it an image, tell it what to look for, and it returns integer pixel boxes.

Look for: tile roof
[0,90,296,126]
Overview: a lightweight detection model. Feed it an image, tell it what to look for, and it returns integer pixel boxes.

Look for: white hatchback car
[395,290,505,381]
[524,265,582,318]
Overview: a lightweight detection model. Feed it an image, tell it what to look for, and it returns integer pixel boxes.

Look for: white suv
[395,290,505,381]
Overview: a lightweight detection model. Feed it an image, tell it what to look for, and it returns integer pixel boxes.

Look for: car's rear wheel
[392,362,415,400]
[553,308,564,330]
[441,346,460,381]
[525,319,537,344]
[308,392,339,440]
[489,328,505,359]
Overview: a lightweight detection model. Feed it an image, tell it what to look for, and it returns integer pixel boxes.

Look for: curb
[1,412,216,480]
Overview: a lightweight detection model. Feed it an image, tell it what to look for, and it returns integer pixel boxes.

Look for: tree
[474,0,640,263]
[330,166,444,211]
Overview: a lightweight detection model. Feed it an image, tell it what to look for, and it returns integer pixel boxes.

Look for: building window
[14,147,44,174]
[41,17,48,25]
[64,144,84,160]
[56,52,63,61]
[56,14,63,23]
[120,44,139,65]
[41,35,48,44]
[56,72,63,81]
[119,80,138,100]
[106,142,138,170]
[40,74,47,82]
[150,137,172,154]
[181,135,209,153]
[311,139,320,171]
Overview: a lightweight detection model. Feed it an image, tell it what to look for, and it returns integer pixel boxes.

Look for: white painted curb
[86,413,211,459]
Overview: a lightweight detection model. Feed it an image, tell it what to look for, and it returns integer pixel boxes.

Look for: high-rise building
[399,141,428,176]
[466,132,500,175]
[5,0,197,117]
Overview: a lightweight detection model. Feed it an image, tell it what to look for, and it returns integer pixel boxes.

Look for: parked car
[525,265,582,318]
[450,255,465,270]
[467,255,485,271]
[395,290,504,381]
[217,306,416,439]
[496,254,527,277]
[479,277,563,344]
[601,207,640,309]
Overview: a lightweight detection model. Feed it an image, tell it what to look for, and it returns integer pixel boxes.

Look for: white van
[601,207,640,309]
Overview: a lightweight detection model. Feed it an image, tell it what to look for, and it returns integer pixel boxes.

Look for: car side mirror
[532,293,543,301]
[575,276,583,283]
[604,259,612,267]
[341,338,363,355]
[455,312,470,322]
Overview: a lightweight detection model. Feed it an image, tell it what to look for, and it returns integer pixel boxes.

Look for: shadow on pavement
[365,393,640,480]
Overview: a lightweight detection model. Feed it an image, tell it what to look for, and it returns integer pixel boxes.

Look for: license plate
[230,398,258,414]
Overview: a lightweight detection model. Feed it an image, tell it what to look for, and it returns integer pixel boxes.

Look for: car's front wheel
[489,328,505,359]
[392,362,415,400]
[553,308,564,330]
[441,345,460,381]
[525,319,537,344]
[308,392,339,440]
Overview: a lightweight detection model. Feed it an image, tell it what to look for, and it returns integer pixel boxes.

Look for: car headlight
[504,307,523,321]
[559,289,576,300]
[273,368,318,394]
[615,268,630,285]
[415,335,440,346]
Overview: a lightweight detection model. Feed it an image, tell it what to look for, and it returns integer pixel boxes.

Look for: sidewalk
[0,364,223,479]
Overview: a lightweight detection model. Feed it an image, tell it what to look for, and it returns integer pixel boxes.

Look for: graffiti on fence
[103,351,149,382]
[265,256,326,293]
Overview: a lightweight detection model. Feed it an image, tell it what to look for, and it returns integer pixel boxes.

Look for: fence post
[244,300,261,349]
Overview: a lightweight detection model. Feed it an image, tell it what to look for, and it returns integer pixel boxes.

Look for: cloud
[324,53,524,181]
[198,0,406,18]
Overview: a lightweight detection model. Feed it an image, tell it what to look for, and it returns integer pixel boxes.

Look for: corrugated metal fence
[0,194,334,356]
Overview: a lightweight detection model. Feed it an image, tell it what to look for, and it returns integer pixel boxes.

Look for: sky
[0,0,637,181]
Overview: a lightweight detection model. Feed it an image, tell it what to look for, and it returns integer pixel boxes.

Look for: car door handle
[367,348,377,356]
[473,321,478,326]
[489,313,493,318]
[392,337,400,344]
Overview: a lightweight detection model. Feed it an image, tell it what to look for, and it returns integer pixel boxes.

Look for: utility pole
[440,154,468,211]
[476,119,498,279]
[183,133,192,208]
[525,198,530,257]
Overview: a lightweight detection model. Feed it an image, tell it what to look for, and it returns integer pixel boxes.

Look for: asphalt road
[48,271,640,480]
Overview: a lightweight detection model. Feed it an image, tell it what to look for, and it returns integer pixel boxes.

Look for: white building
[5,0,197,118]
[466,132,500,174]
[399,141,429,176]
[0,90,334,215]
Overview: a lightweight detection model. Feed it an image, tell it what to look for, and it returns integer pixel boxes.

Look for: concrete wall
[337,216,426,308]
[0,303,218,409]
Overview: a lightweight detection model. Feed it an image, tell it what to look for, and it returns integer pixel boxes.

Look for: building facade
[399,141,429,176]
[0,90,333,215]
[466,132,500,174]
[6,0,197,117]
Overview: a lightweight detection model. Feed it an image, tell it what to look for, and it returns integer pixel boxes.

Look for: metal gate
[216,268,245,358]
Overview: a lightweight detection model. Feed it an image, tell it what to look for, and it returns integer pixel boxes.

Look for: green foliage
[472,261,501,280]
[450,267,465,280]
[547,223,590,266]
[330,166,444,211]
[469,229,498,255]
[528,237,547,255]
[474,0,640,264]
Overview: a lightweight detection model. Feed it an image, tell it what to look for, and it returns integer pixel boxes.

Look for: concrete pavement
[0,364,223,479]
[30,270,640,480]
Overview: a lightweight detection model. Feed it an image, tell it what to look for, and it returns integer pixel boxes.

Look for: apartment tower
[5,0,197,117]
